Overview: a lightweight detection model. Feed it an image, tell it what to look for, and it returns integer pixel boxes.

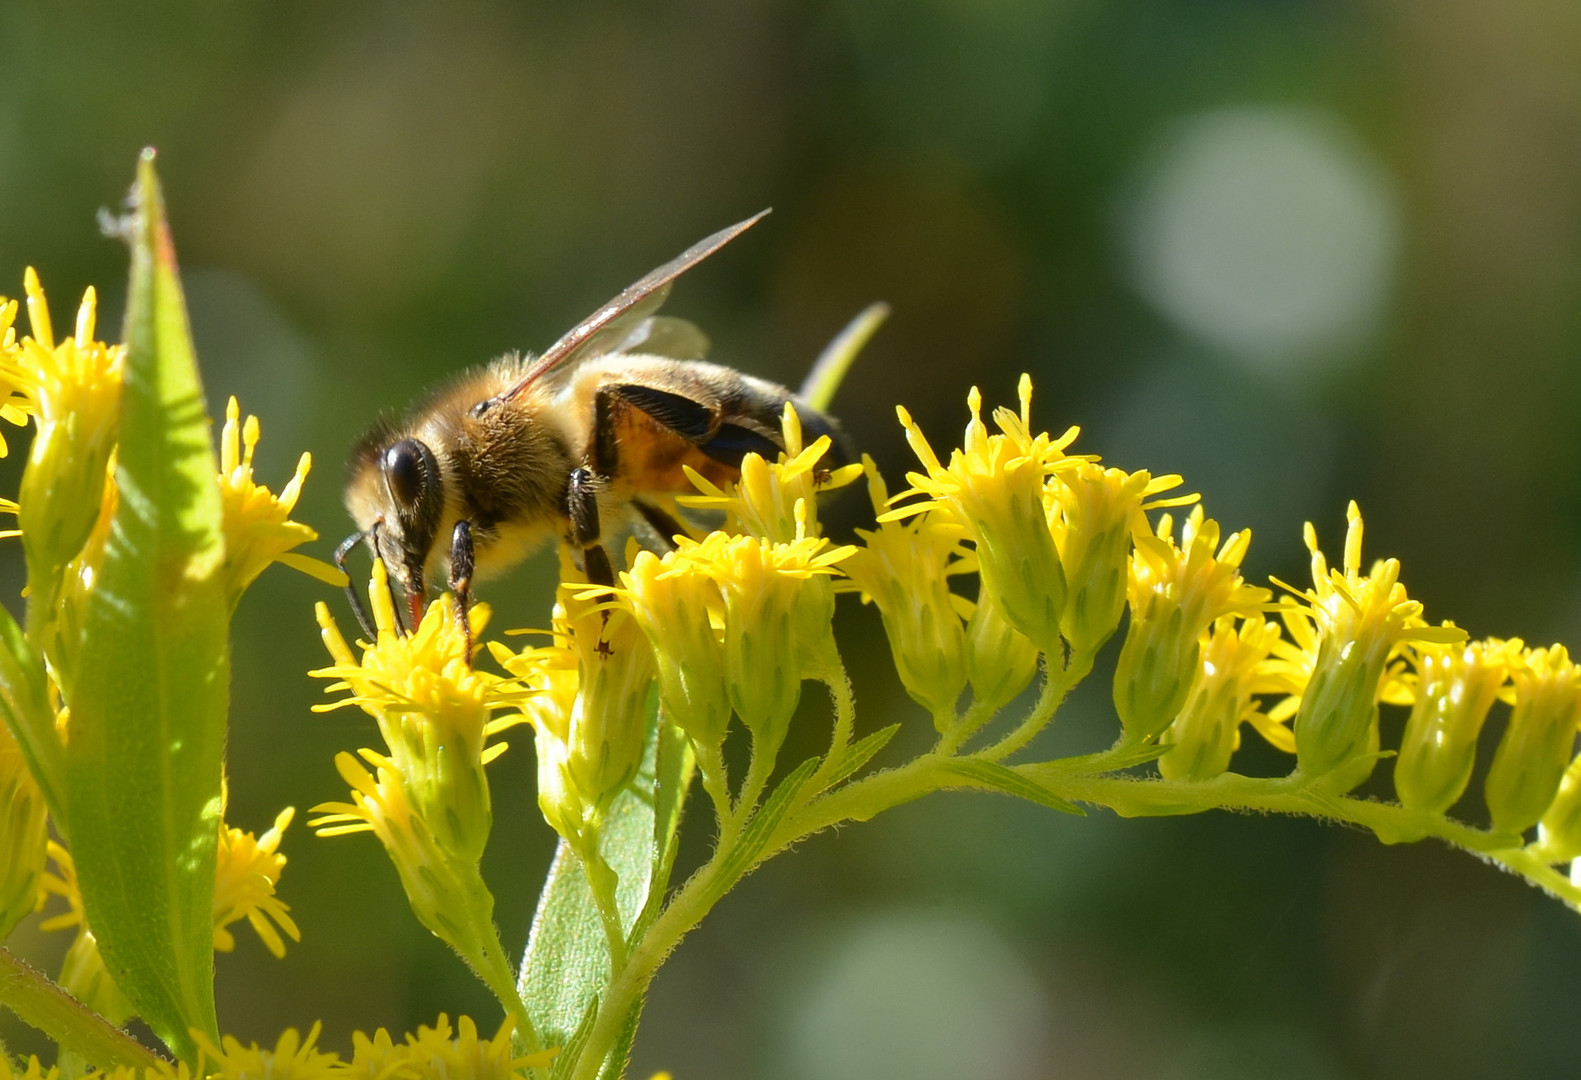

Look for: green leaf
[522,693,670,1072]
[709,756,820,902]
[636,717,695,937]
[595,718,696,1080]
[942,757,1085,815]
[0,603,62,822]
[823,723,900,790]
[62,151,228,1063]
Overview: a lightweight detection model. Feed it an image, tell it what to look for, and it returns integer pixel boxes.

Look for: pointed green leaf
[824,723,901,790]
[595,717,696,1080]
[523,693,670,1071]
[942,757,1085,815]
[708,756,820,902]
[63,151,227,1062]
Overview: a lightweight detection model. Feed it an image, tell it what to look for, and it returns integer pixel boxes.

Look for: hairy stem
[0,947,166,1071]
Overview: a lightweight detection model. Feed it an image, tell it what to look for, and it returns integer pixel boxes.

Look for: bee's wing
[498,210,767,404]
[611,315,711,361]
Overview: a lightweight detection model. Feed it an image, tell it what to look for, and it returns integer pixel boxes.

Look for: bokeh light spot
[774,908,1047,1080]
[1123,106,1401,376]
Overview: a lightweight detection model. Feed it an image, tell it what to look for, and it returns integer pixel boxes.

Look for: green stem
[976,648,1094,763]
[564,753,966,1080]
[806,661,857,795]
[729,733,777,835]
[0,947,165,1072]
[696,744,734,838]
[934,698,994,757]
[564,726,1581,1077]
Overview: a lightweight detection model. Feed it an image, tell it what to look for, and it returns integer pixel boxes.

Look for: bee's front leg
[449,520,476,663]
[567,467,616,587]
[568,467,616,656]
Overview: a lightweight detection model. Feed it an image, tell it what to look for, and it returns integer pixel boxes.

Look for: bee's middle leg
[568,467,617,656]
[448,520,476,662]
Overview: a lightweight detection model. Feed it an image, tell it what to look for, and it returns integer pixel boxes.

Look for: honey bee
[336,210,853,643]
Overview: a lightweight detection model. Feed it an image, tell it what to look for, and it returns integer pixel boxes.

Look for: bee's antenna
[335,529,378,640]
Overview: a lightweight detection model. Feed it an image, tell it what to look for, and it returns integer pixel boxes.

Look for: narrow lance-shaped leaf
[520,691,674,1075]
[63,151,228,1062]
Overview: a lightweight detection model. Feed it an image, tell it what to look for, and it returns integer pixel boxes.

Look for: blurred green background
[4,2,1581,1078]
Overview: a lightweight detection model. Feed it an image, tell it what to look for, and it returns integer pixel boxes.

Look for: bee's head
[345,426,445,628]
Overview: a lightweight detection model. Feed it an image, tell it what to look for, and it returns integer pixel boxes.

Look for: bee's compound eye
[382,438,434,508]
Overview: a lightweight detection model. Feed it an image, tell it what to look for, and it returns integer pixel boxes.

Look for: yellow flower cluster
[0,269,341,1039]
[0,1015,554,1080]
[311,563,532,1037]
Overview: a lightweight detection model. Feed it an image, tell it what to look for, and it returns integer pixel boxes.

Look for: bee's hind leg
[449,520,476,663]
[568,467,617,656]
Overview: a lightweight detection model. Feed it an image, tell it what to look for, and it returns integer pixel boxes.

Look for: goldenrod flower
[312,567,528,1009]
[1281,502,1462,787]
[679,402,860,543]
[0,718,47,940]
[214,807,299,958]
[12,271,124,598]
[193,1023,339,1080]
[1113,507,1269,742]
[0,1059,59,1080]
[1051,462,1194,656]
[891,376,1080,655]
[1158,616,1284,781]
[561,576,655,812]
[219,397,346,603]
[312,564,518,864]
[1485,644,1581,836]
[489,603,586,844]
[310,749,503,969]
[346,1014,555,1080]
[675,529,853,764]
[0,295,39,451]
[1394,637,1520,815]
[612,547,731,753]
[840,458,971,725]
[82,1064,187,1080]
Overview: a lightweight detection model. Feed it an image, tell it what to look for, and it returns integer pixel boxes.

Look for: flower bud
[1288,504,1463,784]
[685,531,851,767]
[617,549,730,753]
[1052,463,1189,657]
[15,274,124,602]
[1394,639,1516,815]
[1536,751,1581,863]
[711,537,804,762]
[841,460,970,724]
[965,584,1038,717]
[892,377,1075,655]
[565,597,655,810]
[313,752,501,965]
[1159,617,1280,782]
[1115,508,1267,742]
[1485,645,1581,836]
